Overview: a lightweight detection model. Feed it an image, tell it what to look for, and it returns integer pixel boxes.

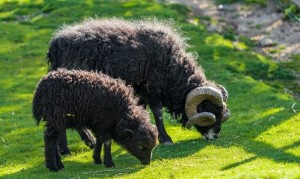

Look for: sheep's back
[48,19,189,85]
[32,69,138,130]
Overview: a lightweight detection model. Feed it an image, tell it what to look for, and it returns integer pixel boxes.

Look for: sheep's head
[120,124,158,165]
[184,85,230,140]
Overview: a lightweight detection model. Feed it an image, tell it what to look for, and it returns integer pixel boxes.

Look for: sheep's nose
[203,130,219,140]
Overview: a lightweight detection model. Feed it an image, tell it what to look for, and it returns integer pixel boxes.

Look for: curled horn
[222,109,230,123]
[185,112,216,129]
[217,85,228,102]
[217,85,230,122]
[185,86,223,118]
[185,86,223,127]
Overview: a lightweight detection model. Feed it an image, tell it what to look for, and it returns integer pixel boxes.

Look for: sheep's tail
[32,87,45,125]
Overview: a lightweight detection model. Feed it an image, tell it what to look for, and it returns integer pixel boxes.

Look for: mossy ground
[0,0,299,178]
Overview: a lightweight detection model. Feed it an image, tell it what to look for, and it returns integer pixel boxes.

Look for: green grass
[0,0,300,178]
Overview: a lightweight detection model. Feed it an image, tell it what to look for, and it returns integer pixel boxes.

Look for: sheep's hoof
[49,168,59,172]
[47,165,60,172]
[57,162,65,170]
[159,137,174,145]
[94,158,102,164]
[161,141,174,145]
[104,161,115,168]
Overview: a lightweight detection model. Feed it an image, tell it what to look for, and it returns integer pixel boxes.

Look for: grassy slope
[0,0,299,178]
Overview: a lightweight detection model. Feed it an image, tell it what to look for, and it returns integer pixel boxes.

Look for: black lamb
[32,68,158,171]
[47,18,230,150]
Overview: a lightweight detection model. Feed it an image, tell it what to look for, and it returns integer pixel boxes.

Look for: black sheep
[32,68,158,171]
[47,18,230,149]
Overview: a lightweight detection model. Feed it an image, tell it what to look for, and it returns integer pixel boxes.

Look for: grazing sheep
[47,18,230,149]
[32,68,158,171]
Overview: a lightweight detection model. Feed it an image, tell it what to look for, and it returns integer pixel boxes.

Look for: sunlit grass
[0,164,33,176]
[256,113,300,148]
[0,0,299,178]
[205,34,234,48]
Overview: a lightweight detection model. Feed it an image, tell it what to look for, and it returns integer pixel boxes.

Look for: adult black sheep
[32,68,158,171]
[47,18,230,150]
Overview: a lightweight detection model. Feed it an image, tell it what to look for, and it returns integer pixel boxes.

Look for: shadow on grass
[152,138,206,160]
[0,160,143,178]
[281,139,300,151]
[0,137,206,178]
[220,139,300,171]
[219,112,300,171]
[221,156,258,170]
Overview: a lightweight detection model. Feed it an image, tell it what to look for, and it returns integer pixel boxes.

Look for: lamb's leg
[93,134,103,164]
[57,130,71,155]
[57,128,95,155]
[148,101,174,145]
[78,128,96,149]
[44,127,62,171]
[102,135,114,168]
[55,145,64,170]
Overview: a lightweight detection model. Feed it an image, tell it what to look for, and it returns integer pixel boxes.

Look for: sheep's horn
[222,109,230,123]
[185,86,223,119]
[185,112,216,129]
[217,85,228,102]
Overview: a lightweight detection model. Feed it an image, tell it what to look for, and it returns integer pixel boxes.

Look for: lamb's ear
[121,129,134,138]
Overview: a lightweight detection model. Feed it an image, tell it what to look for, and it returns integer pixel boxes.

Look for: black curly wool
[32,69,158,171]
[33,68,157,135]
[47,18,228,144]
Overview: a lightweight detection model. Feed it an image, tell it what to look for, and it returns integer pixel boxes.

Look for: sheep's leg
[55,134,64,170]
[102,135,115,168]
[55,147,64,170]
[57,128,95,155]
[57,130,71,155]
[140,85,173,145]
[44,127,62,171]
[148,101,174,145]
[78,128,96,149]
[93,134,103,164]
